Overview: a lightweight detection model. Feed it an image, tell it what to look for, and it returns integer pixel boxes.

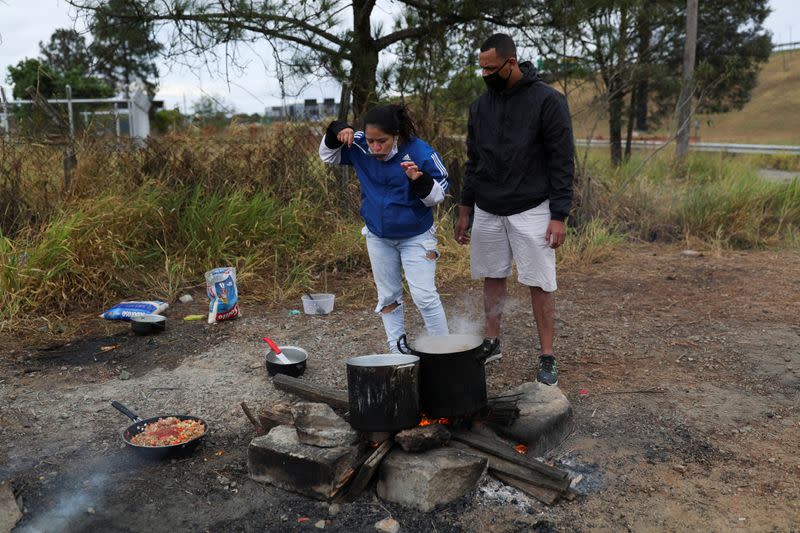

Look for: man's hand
[545,220,566,249]
[455,206,472,245]
[400,161,423,180]
[337,127,354,147]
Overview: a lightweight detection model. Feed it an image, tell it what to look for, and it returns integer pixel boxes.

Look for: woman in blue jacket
[319,104,449,353]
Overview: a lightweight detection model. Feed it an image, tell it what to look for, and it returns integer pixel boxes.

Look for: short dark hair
[480,33,517,59]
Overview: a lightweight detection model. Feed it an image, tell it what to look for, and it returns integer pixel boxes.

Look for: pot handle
[474,339,495,365]
[111,401,142,423]
[396,334,412,355]
[391,362,417,380]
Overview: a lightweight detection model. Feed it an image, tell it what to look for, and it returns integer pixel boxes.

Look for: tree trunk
[634,11,651,132]
[624,90,636,162]
[676,0,699,162]
[634,80,648,132]
[608,77,624,167]
[350,0,379,123]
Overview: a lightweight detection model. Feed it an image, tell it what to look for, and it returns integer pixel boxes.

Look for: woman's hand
[337,127,354,147]
[400,161,423,180]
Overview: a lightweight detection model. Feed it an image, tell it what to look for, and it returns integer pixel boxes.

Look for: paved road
[757,169,800,183]
[576,139,800,156]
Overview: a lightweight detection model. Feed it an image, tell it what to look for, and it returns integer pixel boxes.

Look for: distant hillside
[567,51,800,146]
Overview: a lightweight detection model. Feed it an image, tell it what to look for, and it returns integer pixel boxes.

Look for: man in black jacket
[455,33,574,386]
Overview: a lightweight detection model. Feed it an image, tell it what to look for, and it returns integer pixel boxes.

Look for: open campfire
[241,369,576,510]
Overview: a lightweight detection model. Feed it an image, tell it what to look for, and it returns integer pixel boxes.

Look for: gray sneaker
[537,355,558,386]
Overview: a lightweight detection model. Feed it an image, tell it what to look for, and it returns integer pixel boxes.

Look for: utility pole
[676,0,699,163]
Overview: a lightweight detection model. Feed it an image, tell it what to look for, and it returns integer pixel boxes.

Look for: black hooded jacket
[461,62,574,221]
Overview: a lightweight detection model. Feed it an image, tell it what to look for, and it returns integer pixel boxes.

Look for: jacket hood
[504,61,542,95]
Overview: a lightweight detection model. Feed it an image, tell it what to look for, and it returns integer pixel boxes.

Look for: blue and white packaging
[205,267,240,324]
[101,301,169,321]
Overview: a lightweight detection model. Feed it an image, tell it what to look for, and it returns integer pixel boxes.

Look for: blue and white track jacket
[319,121,449,239]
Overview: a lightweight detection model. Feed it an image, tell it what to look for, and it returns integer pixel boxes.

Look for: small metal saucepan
[111,401,208,460]
[131,314,166,335]
[262,337,308,377]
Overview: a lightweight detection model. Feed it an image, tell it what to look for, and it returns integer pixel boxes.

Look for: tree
[69,0,529,121]
[89,0,163,98]
[675,0,698,162]
[6,57,113,101]
[39,29,94,75]
[192,94,234,129]
[529,0,771,166]
[6,59,57,99]
[382,10,488,137]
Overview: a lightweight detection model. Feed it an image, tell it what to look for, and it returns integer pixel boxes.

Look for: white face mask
[369,135,398,160]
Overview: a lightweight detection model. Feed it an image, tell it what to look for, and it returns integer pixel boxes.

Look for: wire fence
[0,116,469,239]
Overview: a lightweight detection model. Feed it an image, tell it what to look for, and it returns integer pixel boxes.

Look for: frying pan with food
[111,401,208,459]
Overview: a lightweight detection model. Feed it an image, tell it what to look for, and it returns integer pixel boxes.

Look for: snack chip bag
[205,267,240,323]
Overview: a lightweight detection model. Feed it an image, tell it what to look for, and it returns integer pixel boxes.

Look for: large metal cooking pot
[397,334,490,418]
[346,354,420,432]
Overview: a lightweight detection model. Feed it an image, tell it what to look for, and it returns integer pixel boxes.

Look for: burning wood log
[448,440,570,494]
[333,439,393,502]
[491,472,563,506]
[450,430,569,482]
[474,394,523,426]
[395,424,451,452]
[240,401,265,435]
[272,374,349,411]
[256,403,294,433]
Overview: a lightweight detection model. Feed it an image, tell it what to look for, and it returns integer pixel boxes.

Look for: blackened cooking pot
[346,354,420,432]
[397,334,489,418]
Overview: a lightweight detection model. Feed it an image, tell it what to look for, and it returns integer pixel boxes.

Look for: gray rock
[395,424,451,453]
[374,517,400,533]
[292,402,358,448]
[248,425,359,500]
[0,480,22,532]
[179,294,194,303]
[495,381,572,455]
[119,370,131,380]
[376,448,487,511]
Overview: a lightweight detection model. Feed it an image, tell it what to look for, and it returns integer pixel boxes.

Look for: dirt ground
[1,243,798,533]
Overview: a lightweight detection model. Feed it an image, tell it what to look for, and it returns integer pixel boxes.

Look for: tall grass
[0,128,368,327]
[580,149,800,247]
[1,132,798,329]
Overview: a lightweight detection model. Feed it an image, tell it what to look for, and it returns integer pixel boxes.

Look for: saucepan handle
[111,401,142,423]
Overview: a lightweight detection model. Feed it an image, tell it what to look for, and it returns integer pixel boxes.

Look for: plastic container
[301,293,335,315]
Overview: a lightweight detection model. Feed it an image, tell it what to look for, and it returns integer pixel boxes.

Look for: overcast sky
[1,0,797,114]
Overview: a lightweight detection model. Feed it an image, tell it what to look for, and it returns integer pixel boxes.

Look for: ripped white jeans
[364,226,449,353]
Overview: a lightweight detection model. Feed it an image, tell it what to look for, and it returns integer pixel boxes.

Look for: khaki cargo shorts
[470,200,557,292]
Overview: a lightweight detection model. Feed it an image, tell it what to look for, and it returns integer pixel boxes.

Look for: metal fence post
[0,86,9,141]
[66,84,74,139]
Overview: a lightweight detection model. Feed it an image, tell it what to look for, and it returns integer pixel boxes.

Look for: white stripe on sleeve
[431,152,448,178]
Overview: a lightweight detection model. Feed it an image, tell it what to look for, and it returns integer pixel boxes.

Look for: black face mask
[482,58,510,92]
